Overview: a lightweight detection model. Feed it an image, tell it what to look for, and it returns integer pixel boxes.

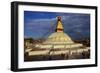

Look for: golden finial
[55,16,64,32]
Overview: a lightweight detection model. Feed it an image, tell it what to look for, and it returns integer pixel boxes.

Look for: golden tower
[56,16,64,32]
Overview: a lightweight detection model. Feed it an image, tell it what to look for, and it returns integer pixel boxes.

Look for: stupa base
[27,47,90,56]
[35,43,83,49]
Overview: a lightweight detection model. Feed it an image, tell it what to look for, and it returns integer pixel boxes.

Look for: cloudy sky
[24,11,90,40]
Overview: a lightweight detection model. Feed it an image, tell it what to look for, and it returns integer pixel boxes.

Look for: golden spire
[55,16,64,32]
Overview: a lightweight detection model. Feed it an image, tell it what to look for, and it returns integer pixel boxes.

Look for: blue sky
[24,11,90,40]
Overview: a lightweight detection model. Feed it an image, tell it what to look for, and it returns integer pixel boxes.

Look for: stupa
[35,16,83,49]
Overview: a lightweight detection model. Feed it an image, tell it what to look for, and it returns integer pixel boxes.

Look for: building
[27,16,90,56]
[35,16,83,49]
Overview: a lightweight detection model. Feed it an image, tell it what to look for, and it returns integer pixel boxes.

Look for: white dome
[44,32,74,44]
